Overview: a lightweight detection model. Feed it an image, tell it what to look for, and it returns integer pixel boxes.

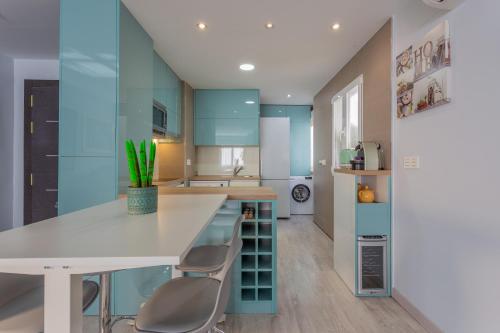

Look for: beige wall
[313,19,392,238]
[183,82,196,177]
[157,81,196,180]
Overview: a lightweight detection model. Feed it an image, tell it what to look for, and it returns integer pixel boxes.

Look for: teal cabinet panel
[194,89,260,145]
[356,203,391,235]
[287,106,312,176]
[59,0,119,157]
[58,156,116,214]
[118,4,153,194]
[195,90,259,119]
[195,118,216,145]
[153,51,182,137]
[113,266,172,315]
[260,105,287,117]
[215,118,259,145]
[260,105,312,176]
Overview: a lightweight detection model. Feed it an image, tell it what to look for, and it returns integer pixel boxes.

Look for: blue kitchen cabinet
[118,3,153,193]
[195,89,259,119]
[153,51,182,137]
[215,118,259,145]
[195,118,259,146]
[260,105,287,117]
[287,106,312,176]
[194,89,260,145]
[59,0,119,157]
[195,118,216,145]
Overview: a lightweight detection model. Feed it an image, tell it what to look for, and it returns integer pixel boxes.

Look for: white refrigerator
[260,118,291,218]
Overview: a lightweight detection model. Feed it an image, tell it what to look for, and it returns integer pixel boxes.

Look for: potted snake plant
[125,139,158,215]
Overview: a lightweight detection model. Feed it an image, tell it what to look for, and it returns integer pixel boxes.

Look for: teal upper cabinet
[195,90,259,119]
[153,51,182,137]
[118,4,153,194]
[59,0,119,157]
[260,105,287,118]
[194,89,260,146]
[260,105,312,176]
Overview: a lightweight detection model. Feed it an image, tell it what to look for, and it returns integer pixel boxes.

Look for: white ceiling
[0,0,59,59]
[123,0,413,105]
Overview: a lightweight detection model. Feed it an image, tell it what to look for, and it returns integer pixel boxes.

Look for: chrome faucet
[233,165,244,176]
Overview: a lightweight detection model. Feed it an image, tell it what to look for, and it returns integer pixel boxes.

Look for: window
[332,76,363,168]
[221,147,244,167]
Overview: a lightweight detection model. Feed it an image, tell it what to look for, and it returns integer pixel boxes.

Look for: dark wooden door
[24,80,59,225]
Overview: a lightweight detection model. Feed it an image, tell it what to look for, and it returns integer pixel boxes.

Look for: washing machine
[289,176,314,215]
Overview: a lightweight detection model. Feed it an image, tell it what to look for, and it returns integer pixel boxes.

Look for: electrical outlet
[403,156,420,169]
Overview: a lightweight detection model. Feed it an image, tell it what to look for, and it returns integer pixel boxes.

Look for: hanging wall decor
[397,20,451,119]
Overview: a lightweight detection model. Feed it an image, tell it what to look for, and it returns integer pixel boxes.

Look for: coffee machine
[353,142,384,170]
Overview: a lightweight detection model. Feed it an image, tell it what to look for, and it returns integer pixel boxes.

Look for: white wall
[0,54,14,231]
[13,59,59,228]
[393,1,500,332]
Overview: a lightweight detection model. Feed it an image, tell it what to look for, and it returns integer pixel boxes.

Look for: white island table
[0,194,227,333]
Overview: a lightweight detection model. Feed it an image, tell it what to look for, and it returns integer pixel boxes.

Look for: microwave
[153,101,167,136]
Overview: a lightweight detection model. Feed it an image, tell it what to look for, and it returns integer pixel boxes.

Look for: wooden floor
[84,215,426,333]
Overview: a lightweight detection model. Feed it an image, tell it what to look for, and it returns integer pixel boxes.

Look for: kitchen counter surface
[158,186,276,200]
[190,175,260,181]
[334,168,391,176]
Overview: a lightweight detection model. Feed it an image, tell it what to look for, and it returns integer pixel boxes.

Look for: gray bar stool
[135,237,242,333]
[0,273,99,333]
[176,214,243,274]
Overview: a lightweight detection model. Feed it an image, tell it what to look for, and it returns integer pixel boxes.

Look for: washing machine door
[292,184,311,203]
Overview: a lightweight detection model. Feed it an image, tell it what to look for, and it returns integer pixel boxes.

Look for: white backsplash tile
[196,146,260,176]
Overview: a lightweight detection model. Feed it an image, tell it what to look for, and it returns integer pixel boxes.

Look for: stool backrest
[193,236,242,333]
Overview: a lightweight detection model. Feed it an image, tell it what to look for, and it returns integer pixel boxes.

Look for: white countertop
[0,194,227,273]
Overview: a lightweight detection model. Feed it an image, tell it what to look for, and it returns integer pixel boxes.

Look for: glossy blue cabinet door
[195,90,259,119]
[215,118,259,145]
[194,89,260,145]
[59,0,119,157]
[287,106,312,176]
[58,156,117,214]
[153,51,182,137]
[195,118,259,146]
[260,105,287,117]
[118,3,153,194]
[195,118,216,145]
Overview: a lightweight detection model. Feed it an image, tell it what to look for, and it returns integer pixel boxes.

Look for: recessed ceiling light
[245,100,255,104]
[239,63,255,71]
[197,22,207,30]
[266,22,274,29]
[332,23,340,30]
[287,94,292,98]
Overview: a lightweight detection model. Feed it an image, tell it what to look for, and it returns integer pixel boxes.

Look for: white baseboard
[392,288,444,333]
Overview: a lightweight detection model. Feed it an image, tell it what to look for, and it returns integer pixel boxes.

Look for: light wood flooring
[84,215,426,333]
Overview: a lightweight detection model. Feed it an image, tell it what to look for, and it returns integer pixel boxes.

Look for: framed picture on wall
[397,20,451,119]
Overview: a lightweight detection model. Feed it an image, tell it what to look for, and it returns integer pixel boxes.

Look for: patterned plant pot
[127,186,158,215]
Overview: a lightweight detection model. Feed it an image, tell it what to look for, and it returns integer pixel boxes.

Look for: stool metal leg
[99,273,112,333]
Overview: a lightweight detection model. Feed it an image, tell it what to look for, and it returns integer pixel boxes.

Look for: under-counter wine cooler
[357,235,388,296]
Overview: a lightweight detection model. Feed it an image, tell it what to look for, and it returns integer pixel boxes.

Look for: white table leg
[44,270,83,333]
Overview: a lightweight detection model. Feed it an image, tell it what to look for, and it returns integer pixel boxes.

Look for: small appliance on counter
[350,142,384,171]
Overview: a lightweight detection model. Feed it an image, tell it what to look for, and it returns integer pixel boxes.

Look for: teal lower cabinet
[333,171,391,297]
[226,200,277,314]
